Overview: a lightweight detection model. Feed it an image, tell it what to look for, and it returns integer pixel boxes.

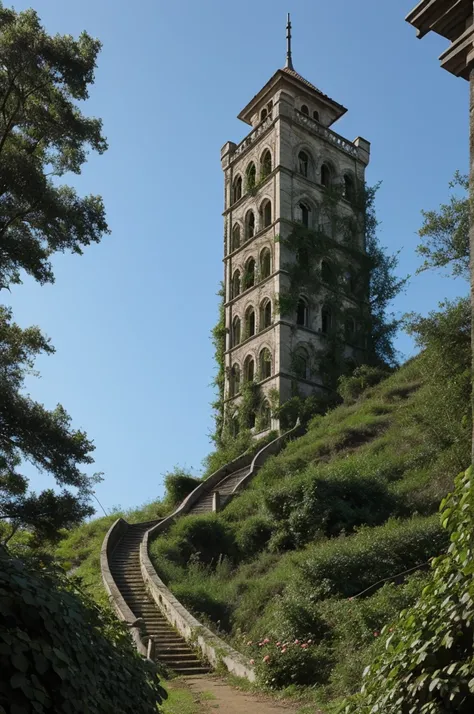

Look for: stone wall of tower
[221,116,282,432]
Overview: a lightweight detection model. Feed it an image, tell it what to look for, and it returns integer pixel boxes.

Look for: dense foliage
[416,172,468,279]
[341,466,474,714]
[0,4,109,544]
[0,548,166,713]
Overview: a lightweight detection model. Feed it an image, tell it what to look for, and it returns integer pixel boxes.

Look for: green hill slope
[55,298,470,708]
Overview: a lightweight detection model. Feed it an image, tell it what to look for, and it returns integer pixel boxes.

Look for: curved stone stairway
[109,520,210,674]
[108,465,251,674]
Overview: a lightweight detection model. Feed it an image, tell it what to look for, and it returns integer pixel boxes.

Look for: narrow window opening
[321,306,332,335]
[246,162,256,191]
[260,248,271,279]
[233,176,242,202]
[321,163,331,188]
[261,200,272,228]
[294,349,309,379]
[301,104,309,115]
[245,308,256,337]
[259,349,272,379]
[246,211,255,239]
[260,107,268,121]
[344,174,354,201]
[231,270,241,299]
[231,224,240,252]
[296,298,308,327]
[260,299,272,329]
[298,151,309,177]
[321,260,332,284]
[313,110,320,121]
[232,317,241,346]
[299,202,310,228]
[244,356,255,382]
[230,364,240,396]
[243,258,255,290]
[260,150,272,178]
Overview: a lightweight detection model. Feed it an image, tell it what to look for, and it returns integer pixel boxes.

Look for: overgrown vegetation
[146,296,471,704]
[0,547,166,713]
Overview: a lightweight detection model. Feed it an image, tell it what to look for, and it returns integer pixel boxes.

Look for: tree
[0,4,108,290]
[416,171,468,280]
[0,5,109,544]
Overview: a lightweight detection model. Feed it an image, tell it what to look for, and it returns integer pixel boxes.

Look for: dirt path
[176,675,312,714]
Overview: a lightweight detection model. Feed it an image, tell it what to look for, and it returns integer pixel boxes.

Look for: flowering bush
[244,636,332,689]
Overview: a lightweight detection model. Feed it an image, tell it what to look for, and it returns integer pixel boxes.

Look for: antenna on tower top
[286,13,294,70]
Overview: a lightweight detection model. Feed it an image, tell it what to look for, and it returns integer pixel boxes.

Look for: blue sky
[7,0,468,513]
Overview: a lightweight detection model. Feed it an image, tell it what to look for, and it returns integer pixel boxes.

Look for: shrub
[337,365,390,404]
[341,466,474,714]
[297,515,447,599]
[164,468,201,507]
[155,514,238,567]
[172,582,232,632]
[0,550,166,714]
[265,470,396,546]
[247,637,332,689]
[235,516,274,558]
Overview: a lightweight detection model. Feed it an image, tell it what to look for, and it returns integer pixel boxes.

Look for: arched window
[230,363,241,396]
[260,299,272,329]
[260,149,272,178]
[313,110,320,121]
[245,307,255,337]
[244,355,255,382]
[321,260,333,284]
[243,258,255,290]
[297,202,310,228]
[260,247,271,279]
[245,210,255,239]
[231,270,241,299]
[345,317,355,342]
[259,348,272,380]
[260,199,272,228]
[267,100,273,115]
[296,298,308,327]
[232,316,241,346]
[298,150,309,177]
[246,162,256,191]
[344,270,356,294]
[231,224,240,252]
[301,104,309,115]
[260,401,271,430]
[233,175,242,203]
[321,163,331,188]
[247,410,256,429]
[321,306,332,335]
[293,347,309,380]
[260,107,268,121]
[343,174,354,202]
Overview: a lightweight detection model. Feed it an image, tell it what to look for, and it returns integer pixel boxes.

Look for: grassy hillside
[148,297,471,707]
[55,298,470,708]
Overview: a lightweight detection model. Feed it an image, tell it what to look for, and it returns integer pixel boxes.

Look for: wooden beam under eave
[439,25,474,79]
[406,0,471,41]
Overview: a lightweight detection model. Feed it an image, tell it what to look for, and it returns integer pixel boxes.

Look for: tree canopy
[0,4,109,545]
[416,172,468,280]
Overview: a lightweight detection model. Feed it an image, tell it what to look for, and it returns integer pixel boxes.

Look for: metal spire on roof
[285,13,294,70]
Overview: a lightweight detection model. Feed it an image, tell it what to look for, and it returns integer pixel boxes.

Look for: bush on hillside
[248,637,333,689]
[298,515,446,599]
[235,515,274,558]
[0,549,166,714]
[164,468,201,508]
[153,514,238,568]
[342,466,474,714]
[264,471,396,546]
[338,365,390,404]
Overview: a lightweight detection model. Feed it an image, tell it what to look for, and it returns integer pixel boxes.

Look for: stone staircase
[109,520,210,675]
[187,466,250,515]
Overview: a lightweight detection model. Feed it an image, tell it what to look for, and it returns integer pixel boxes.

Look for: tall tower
[220,16,371,434]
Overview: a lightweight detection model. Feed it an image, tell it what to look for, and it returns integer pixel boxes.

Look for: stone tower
[220,16,370,434]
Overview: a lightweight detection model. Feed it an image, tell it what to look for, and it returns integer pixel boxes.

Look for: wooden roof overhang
[406,0,473,79]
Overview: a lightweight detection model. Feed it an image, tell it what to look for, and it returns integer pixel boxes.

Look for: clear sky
[7,0,468,514]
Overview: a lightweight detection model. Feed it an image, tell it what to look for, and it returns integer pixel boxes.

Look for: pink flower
[301,643,308,649]
[294,639,299,644]
[263,638,270,644]
[263,655,271,663]
[276,642,281,647]
[247,640,253,646]
[348,597,353,601]
[374,632,379,638]
[249,659,255,665]
[258,642,264,647]
[307,639,312,644]
[281,648,287,653]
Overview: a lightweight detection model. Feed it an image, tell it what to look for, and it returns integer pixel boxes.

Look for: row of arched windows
[230,202,272,252]
[296,296,359,342]
[297,149,355,200]
[231,247,272,299]
[300,104,320,122]
[231,298,272,346]
[229,348,273,397]
[232,150,273,204]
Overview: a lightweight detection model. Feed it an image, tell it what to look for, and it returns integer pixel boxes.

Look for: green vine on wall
[210,283,226,446]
